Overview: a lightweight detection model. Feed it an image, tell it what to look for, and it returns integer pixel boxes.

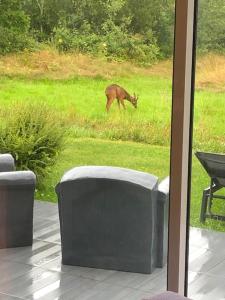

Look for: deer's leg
[106,98,114,112]
[120,99,126,110]
[117,99,121,110]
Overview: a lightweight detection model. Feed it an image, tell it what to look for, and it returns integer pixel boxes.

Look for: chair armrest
[0,154,15,172]
[0,171,36,186]
[158,177,170,201]
[155,176,170,267]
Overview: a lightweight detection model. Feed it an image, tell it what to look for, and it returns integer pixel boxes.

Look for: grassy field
[0,50,225,231]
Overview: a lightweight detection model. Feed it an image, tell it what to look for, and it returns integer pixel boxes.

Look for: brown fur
[105,84,138,112]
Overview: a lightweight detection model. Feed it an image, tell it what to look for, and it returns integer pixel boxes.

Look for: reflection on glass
[0,0,176,298]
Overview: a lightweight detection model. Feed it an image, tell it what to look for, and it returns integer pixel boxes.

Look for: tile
[0,294,24,300]
[207,259,225,278]
[61,282,133,300]
[41,256,80,274]
[189,247,225,273]
[189,227,225,251]
[120,289,156,300]
[42,256,117,280]
[34,225,60,240]
[137,271,167,293]
[188,273,225,300]
[0,268,58,298]
[188,271,202,285]
[28,274,97,300]
[104,268,166,290]
[0,261,36,287]
[0,241,61,267]
[0,201,223,300]
[68,266,117,281]
[33,219,58,233]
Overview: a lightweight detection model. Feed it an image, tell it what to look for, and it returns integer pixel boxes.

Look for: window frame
[167,0,198,296]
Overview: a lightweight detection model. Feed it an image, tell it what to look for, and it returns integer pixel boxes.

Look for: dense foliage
[0,0,34,54]
[1,0,225,62]
[0,103,66,184]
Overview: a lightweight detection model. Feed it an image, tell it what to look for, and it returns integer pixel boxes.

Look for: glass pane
[0,0,175,298]
[188,0,225,299]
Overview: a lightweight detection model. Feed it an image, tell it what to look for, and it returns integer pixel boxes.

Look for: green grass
[0,76,172,145]
[36,137,225,232]
[0,75,225,232]
[37,137,170,201]
[1,76,225,150]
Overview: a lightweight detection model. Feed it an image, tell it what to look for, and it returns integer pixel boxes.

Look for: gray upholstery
[56,166,169,274]
[143,291,191,300]
[0,154,15,172]
[0,171,36,248]
[156,177,169,267]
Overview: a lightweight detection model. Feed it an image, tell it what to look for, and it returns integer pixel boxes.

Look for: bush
[53,22,159,65]
[0,1,35,54]
[0,27,36,55]
[0,103,66,184]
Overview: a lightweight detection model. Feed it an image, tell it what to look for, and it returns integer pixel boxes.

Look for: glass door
[188,1,225,299]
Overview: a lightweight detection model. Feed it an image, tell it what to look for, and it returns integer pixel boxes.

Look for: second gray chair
[56,166,169,274]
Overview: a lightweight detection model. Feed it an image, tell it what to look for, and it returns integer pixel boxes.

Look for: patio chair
[196,151,225,223]
[56,166,169,274]
[0,169,36,248]
[0,154,15,172]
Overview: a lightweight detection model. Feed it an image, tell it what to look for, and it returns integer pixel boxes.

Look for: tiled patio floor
[0,201,224,300]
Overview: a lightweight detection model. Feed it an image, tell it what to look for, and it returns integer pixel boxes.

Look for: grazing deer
[105,84,138,112]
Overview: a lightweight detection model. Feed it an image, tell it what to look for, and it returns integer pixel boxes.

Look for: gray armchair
[56,166,169,274]
[0,154,36,249]
[0,154,15,172]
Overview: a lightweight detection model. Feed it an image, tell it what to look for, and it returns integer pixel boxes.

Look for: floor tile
[188,273,225,300]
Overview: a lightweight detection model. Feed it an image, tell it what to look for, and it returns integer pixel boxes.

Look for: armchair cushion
[0,154,15,172]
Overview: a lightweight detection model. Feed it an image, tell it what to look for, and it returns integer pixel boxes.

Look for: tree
[0,0,31,54]
[197,0,225,52]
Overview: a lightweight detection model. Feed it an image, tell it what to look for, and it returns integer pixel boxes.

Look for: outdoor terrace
[0,201,224,300]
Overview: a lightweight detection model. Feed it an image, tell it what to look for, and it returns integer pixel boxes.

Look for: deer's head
[130,93,138,108]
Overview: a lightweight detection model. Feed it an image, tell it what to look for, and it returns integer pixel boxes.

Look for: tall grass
[1,50,225,91]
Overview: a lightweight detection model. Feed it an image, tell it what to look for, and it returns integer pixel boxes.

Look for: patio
[0,200,224,300]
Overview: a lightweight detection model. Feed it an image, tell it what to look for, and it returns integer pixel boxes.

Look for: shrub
[0,103,66,184]
[0,27,36,55]
[52,20,159,65]
[0,1,35,54]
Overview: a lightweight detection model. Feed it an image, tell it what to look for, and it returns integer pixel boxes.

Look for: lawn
[1,75,225,150]
[36,137,225,232]
[0,52,225,232]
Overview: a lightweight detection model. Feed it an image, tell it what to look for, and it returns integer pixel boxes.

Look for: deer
[105,84,138,112]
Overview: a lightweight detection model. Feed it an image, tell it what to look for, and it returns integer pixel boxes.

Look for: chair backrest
[0,154,15,172]
[195,151,225,187]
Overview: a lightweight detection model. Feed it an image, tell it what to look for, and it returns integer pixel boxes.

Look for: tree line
[0,0,225,64]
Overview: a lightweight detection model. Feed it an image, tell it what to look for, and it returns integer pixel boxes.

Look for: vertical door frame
[168,0,198,296]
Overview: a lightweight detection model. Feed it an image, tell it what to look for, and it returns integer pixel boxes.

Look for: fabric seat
[56,166,169,274]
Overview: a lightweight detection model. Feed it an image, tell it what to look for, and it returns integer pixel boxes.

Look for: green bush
[0,103,66,184]
[0,27,36,55]
[0,0,35,54]
[53,22,159,65]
